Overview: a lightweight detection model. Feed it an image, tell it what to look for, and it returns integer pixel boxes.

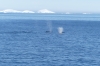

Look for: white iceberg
[38,9,55,13]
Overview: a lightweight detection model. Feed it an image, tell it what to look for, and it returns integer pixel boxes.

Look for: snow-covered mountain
[66,12,70,14]
[0,9,35,13]
[38,9,55,13]
[82,13,91,14]
[0,9,56,14]
[22,10,35,13]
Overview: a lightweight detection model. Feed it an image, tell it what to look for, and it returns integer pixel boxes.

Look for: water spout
[46,21,52,33]
[58,27,64,34]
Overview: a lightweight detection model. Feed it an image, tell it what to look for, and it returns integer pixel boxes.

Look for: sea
[0,13,100,66]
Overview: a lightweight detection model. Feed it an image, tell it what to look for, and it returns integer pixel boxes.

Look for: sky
[0,0,100,13]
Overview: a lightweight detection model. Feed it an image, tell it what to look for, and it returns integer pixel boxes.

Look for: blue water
[0,14,100,66]
[1,13,100,21]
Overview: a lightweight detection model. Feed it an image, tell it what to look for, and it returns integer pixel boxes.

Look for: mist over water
[58,27,64,34]
[46,20,52,33]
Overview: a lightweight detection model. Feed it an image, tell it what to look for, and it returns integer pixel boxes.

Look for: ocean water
[0,13,100,66]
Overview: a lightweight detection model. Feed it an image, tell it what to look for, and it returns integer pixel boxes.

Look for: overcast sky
[0,0,100,13]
